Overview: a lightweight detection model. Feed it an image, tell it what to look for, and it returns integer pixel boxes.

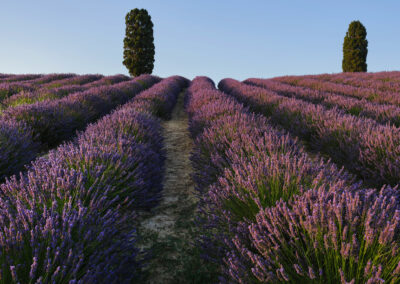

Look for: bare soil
[136,91,199,283]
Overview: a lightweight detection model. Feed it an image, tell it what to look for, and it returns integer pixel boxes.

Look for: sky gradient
[1,0,399,82]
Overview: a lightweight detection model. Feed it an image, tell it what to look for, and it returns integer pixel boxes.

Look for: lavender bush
[0,119,40,180]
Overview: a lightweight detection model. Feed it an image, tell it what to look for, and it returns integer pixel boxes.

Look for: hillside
[0,72,399,283]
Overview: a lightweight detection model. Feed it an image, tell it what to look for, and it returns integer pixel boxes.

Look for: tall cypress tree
[123,9,155,76]
[342,21,368,72]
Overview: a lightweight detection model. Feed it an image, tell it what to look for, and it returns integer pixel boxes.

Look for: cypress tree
[342,20,368,72]
[123,9,155,76]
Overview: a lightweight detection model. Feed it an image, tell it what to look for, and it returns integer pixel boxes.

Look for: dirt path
[137,91,200,283]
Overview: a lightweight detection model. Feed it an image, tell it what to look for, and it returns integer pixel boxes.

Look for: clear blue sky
[0,0,399,82]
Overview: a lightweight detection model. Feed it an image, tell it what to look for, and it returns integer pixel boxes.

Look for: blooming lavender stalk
[237,186,400,283]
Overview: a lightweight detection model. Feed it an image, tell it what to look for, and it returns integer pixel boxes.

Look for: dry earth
[136,91,200,283]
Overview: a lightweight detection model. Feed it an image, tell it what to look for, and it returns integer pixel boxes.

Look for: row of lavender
[0,73,81,84]
[0,74,43,82]
[186,77,400,283]
[0,74,97,102]
[246,78,400,127]
[0,76,188,282]
[0,74,72,101]
[0,74,130,109]
[314,71,400,81]
[274,74,400,107]
[0,74,160,181]
[219,79,400,187]
[306,72,400,92]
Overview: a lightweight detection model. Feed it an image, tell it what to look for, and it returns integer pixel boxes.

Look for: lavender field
[0,72,400,283]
